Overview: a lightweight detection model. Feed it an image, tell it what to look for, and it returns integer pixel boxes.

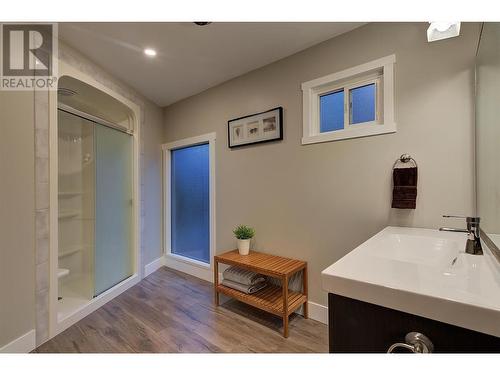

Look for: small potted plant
[233,225,255,255]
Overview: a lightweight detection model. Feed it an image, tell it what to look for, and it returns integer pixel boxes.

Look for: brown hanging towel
[392,155,418,209]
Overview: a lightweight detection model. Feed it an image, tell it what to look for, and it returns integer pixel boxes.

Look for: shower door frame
[47,61,142,340]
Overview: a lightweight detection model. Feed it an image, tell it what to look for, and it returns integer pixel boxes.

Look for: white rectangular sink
[321,226,500,337]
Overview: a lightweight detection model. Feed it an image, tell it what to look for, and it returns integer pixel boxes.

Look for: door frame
[162,133,216,282]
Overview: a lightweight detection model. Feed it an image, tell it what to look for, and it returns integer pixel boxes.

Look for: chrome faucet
[439,215,483,255]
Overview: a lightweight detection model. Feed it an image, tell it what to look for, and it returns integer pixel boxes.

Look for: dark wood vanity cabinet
[328,293,500,353]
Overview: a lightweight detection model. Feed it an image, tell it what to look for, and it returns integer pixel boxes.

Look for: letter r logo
[2,24,53,76]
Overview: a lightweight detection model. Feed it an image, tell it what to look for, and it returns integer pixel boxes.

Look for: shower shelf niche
[58,210,81,220]
[58,191,84,197]
[58,246,85,258]
[57,268,70,279]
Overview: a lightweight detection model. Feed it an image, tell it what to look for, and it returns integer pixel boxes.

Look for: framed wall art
[227,107,283,148]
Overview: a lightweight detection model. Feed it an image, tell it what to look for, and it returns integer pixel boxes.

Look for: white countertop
[321,226,500,337]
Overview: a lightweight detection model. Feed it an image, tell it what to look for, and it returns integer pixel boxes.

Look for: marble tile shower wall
[33,40,150,345]
[34,88,50,344]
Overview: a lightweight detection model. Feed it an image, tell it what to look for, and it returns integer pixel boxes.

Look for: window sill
[301,122,396,145]
[165,252,211,269]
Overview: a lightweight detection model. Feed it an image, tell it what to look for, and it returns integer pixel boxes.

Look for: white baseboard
[0,329,36,353]
[164,254,212,282]
[144,256,165,277]
[308,301,328,325]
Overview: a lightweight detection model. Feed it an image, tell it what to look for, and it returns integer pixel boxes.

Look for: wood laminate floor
[35,267,328,353]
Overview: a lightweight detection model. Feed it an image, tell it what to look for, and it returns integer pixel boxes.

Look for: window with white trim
[302,54,396,145]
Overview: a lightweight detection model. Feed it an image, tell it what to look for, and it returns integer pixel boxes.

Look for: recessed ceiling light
[144,48,157,57]
[427,22,461,42]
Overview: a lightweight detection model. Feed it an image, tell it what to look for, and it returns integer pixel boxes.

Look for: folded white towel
[223,266,266,286]
[221,279,267,294]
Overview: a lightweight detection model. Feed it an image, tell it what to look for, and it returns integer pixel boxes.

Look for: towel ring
[392,153,418,169]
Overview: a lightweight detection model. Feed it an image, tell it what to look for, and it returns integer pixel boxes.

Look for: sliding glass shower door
[58,109,134,303]
[94,124,134,296]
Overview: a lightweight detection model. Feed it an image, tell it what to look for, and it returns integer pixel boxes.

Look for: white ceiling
[59,22,364,107]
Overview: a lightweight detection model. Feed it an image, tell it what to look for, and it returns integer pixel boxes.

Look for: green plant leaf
[233,225,255,240]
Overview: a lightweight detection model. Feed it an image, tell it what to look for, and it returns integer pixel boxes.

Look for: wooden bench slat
[214,250,306,276]
[216,285,306,316]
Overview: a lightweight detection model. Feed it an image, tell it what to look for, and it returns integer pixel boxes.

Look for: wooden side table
[214,250,308,338]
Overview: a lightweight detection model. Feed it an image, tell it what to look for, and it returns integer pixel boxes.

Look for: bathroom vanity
[321,227,500,353]
[322,23,500,353]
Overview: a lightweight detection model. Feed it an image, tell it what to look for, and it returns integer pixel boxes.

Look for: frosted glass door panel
[94,124,133,296]
[171,143,210,263]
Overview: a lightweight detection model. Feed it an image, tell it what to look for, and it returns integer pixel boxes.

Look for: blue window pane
[350,83,376,124]
[171,143,210,263]
[320,90,344,132]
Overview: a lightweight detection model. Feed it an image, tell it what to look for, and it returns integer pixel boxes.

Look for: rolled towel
[223,266,266,286]
[221,279,267,294]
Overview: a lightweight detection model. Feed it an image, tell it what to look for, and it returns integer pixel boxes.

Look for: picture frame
[227,106,283,148]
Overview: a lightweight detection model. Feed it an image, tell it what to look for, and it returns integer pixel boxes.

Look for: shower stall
[55,76,137,323]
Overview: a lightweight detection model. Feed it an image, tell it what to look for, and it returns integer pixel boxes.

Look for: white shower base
[57,277,92,322]
[54,273,140,337]
[57,292,90,322]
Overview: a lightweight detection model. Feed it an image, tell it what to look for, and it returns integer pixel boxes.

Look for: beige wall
[163,23,480,306]
[0,91,35,347]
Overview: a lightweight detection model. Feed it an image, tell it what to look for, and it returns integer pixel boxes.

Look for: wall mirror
[476,22,500,256]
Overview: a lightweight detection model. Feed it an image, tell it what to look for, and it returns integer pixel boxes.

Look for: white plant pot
[237,239,251,255]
